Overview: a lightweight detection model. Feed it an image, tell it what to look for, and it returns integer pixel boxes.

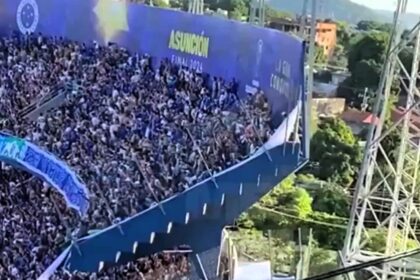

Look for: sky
[351,0,420,13]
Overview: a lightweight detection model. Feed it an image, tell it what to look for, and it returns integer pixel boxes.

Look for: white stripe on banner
[37,246,71,280]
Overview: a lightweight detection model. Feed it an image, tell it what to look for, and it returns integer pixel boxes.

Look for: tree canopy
[337,30,390,109]
[204,0,250,19]
[246,176,314,228]
[311,183,349,217]
[308,118,362,187]
[265,6,293,20]
[329,21,351,68]
[336,21,351,50]
[356,20,393,33]
[315,44,327,65]
[347,31,389,73]
[153,0,170,8]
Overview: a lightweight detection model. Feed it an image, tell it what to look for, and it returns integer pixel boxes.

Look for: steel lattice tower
[342,0,420,279]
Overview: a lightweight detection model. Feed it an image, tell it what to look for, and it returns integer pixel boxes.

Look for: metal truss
[342,0,420,279]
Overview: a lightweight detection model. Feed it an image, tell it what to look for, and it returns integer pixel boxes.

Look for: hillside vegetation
[267,0,418,28]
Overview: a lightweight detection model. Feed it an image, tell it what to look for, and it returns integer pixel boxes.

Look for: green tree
[379,117,400,164]
[330,21,351,68]
[312,183,350,217]
[311,104,319,136]
[205,0,228,11]
[356,20,393,33]
[399,47,415,74]
[347,31,389,73]
[153,0,170,8]
[230,229,296,273]
[260,176,295,208]
[238,175,351,250]
[294,175,350,249]
[230,8,244,20]
[338,31,390,109]
[315,44,327,64]
[336,21,351,50]
[356,20,378,31]
[246,206,285,229]
[229,0,248,20]
[351,59,381,89]
[237,176,313,229]
[265,6,293,20]
[309,212,347,249]
[336,77,356,106]
[364,229,418,253]
[205,0,250,20]
[168,0,185,8]
[308,118,362,187]
[260,177,313,225]
[309,247,341,279]
[236,211,256,229]
[329,44,348,68]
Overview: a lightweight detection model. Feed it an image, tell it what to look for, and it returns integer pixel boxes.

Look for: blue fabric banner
[0,132,90,216]
[0,0,305,126]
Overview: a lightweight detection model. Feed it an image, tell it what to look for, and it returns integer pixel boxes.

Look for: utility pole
[302,228,313,279]
[268,230,273,280]
[306,0,317,112]
[296,228,304,280]
[295,228,312,280]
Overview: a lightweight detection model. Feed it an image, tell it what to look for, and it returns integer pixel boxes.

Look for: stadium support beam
[188,0,204,15]
[306,0,317,114]
[249,0,265,26]
[342,0,420,279]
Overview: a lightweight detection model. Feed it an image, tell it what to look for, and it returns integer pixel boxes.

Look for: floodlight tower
[249,0,265,26]
[188,0,204,15]
[342,0,420,279]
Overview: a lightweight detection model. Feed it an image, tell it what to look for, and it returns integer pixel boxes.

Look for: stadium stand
[0,33,273,279]
[0,0,307,279]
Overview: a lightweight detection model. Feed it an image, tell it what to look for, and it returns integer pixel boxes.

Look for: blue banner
[0,0,305,125]
[0,132,90,216]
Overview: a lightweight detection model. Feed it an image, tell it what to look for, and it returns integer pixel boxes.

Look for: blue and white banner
[0,132,90,216]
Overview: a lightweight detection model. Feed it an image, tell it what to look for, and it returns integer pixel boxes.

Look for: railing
[18,83,69,119]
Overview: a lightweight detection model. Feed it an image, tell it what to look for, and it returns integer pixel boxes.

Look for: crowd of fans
[0,33,274,279]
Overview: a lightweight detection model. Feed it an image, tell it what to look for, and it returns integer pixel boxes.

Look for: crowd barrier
[18,83,67,119]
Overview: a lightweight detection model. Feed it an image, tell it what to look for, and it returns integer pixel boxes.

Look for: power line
[254,204,348,229]
[255,204,382,228]
[272,203,350,222]
[303,248,420,280]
